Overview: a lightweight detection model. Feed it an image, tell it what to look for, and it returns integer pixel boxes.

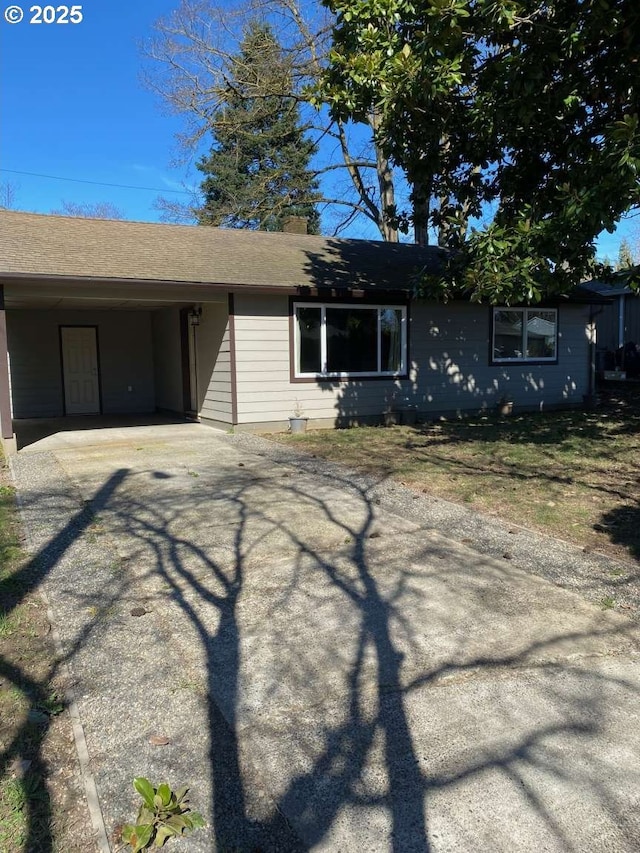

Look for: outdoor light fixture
[188,306,202,326]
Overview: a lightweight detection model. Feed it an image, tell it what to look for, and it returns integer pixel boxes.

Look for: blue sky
[0,1,194,221]
[0,0,636,258]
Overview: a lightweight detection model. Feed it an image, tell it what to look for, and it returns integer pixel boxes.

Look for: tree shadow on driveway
[100,452,640,852]
[11,445,640,852]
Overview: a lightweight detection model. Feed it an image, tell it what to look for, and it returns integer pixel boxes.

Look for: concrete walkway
[11,424,640,852]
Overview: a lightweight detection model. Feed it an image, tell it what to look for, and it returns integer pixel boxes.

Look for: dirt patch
[0,467,98,853]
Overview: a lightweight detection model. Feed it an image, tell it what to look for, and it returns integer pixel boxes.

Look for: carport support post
[0,286,15,453]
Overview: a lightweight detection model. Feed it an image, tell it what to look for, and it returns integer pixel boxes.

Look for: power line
[0,168,194,196]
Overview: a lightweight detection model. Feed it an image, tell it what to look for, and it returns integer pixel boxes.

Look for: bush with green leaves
[122,778,205,851]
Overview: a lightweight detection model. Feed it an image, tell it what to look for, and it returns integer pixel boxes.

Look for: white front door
[61,327,100,415]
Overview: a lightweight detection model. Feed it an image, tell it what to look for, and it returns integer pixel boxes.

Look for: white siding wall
[7,309,155,418]
[197,302,233,424]
[233,295,590,427]
[151,307,184,413]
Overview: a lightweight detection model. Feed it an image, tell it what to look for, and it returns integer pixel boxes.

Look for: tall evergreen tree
[196,21,320,233]
[617,238,635,270]
[146,1,399,239]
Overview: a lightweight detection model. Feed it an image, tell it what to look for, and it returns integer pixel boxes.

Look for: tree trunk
[376,149,398,242]
[369,109,398,242]
[413,186,430,246]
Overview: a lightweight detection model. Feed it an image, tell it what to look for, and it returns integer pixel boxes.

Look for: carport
[0,276,229,452]
[0,211,257,453]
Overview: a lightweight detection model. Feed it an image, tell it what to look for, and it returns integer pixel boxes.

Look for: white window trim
[293,301,408,379]
[492,307,558,364]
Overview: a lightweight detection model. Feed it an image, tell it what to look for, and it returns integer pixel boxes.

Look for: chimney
[282,215,308,235]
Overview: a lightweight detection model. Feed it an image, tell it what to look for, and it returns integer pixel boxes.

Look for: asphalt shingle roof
[0,210,443,292]
[580,269,640,299]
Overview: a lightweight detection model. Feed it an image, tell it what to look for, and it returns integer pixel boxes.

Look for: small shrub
[122,778,205,851]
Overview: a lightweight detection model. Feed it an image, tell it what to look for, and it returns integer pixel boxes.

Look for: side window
[492,308,557,363]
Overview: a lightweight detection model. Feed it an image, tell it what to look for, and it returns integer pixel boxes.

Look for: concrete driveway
[11,423,640,852]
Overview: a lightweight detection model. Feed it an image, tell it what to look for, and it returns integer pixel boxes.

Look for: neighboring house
[581,269,640,369]
[0,211,603,451]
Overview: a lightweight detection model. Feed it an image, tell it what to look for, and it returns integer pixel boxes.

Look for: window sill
[491,358,558,366]
[292,372,409,383]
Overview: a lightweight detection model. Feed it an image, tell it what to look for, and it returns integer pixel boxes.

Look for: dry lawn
[275,386,640,564]
[0,467,95,853]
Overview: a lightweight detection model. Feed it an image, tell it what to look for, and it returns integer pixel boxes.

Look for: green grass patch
[0,607,20,638]
[0,780,28,851]
[0,775,49,851]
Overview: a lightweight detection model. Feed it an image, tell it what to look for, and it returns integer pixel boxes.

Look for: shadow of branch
[102,457,640,852]
[0,468,129,852]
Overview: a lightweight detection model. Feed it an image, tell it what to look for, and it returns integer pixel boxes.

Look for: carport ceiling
[7,298,192,310]
[3,278,229,310]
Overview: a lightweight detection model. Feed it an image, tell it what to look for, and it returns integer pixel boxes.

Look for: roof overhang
[0,273,229,310]
[0,272,411,310]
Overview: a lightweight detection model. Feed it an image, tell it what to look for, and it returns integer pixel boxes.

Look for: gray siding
[595,294,640,354]
[596,301,622,354]
[197,302,233,424]
[7,312,61,417]
[7,309,155,418]
[623,294,640,347]
[152,308,184,413]
[410,302,589,412]
[232,295,590,427]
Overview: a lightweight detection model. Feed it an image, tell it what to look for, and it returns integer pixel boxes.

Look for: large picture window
[492,308,558,363]
[294,302,407,378]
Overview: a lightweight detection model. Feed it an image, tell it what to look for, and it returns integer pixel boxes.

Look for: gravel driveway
[11,423,640,852]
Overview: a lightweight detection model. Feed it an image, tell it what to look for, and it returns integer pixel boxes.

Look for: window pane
[326,307,377,373]
[494,310,524,359]
[380,308,402,372]
[297,307,321,373]
[526,311,556,359]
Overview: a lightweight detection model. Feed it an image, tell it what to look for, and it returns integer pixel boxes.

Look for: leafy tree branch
[322,0,640,300]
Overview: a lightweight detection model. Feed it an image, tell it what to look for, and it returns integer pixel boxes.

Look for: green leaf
[132,824,154,853]
[190,812,206,828]
[166,815,189,832]
[174,785,189,804]
[133,778,156,809]
[157,783,172,808]
[137,806,154,825]
[121,824,136,844]
[154,825,178,847]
